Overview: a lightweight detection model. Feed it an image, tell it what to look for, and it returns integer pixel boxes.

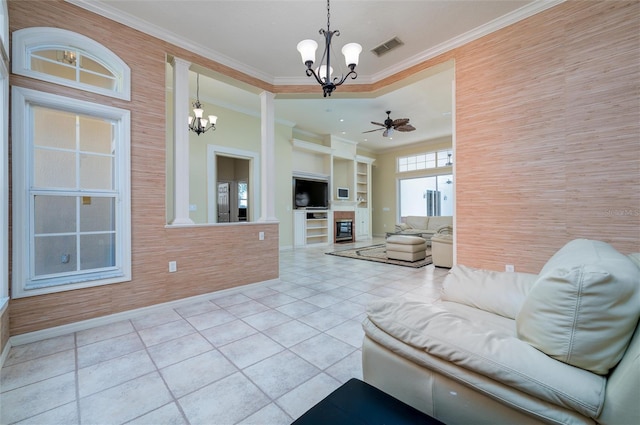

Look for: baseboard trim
[8,278,280,347]
[0,337,11,368]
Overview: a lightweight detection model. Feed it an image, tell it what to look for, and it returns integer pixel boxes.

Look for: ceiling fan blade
[396,124,416,132]
[392,118,410,127]
[371,121,385,127]
[362,128,384,134]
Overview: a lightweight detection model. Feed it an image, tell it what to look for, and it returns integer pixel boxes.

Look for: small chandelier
[188,73,217,135]
[57,50,77,65]
[297,0,362,97]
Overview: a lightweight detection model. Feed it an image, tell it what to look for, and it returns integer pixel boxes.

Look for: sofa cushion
[442,265,537,319]
[516,239,640,375]
[365,297,606,418]
[404,216,428,230]
[426,216,452,231]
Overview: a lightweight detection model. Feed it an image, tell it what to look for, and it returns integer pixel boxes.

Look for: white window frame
[12,87,131,298]
[0,0,8,310]
[12,27,131,100]
[397,150,452,173]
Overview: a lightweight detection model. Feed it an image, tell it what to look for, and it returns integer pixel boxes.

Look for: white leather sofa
[394,216,453,239]
[362,239,640,424]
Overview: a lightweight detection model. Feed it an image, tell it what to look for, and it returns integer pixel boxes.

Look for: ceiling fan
[363,110,416,137]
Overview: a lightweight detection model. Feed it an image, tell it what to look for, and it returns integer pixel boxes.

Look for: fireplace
[335,219,353,242]
[334,211,355,243]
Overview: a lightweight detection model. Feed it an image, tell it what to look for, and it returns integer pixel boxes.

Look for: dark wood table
[292,378,445,425]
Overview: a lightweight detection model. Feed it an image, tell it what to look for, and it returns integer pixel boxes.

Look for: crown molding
[67,0,564,88]
[368,0,566,82]
[66,0,276,84]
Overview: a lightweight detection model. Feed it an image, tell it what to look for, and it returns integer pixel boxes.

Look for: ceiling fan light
[297,39,318,65]
[342,42,362,67]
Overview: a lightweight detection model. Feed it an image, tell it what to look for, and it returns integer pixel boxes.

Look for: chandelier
[296,0,362,97]
[188,73,217,135]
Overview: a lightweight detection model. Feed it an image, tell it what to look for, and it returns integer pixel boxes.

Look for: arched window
[11,27,131,298]
[12,27,131,100]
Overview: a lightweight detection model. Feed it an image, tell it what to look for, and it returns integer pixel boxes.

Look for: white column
[170,57,194,225]
[258,91,278,222]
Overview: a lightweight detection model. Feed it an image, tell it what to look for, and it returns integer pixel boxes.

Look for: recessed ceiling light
[339,118,344,122]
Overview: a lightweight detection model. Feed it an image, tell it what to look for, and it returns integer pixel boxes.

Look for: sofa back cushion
[404,216,428,230]
[442,265,537,319]
[426,216,452,231]
[516,239,640,375]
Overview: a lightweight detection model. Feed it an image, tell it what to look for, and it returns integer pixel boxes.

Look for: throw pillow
[516,239,640,375]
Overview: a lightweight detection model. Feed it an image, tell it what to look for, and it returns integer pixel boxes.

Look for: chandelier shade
[297,39,318,65]
[341,43,362,67]
[297,0,362,97]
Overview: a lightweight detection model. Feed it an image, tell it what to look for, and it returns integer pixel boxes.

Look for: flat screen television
[293,177,328,209]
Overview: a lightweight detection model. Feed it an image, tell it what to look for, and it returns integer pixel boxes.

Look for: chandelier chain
[326,0,330,31]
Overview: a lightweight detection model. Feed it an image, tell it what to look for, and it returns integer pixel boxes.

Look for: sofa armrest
[441,265,538,319]
[436,225,453,235]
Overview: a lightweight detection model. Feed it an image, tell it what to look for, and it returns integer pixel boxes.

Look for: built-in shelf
[292,138,374,245]
[294,210,331,246]
[356,161,369,208]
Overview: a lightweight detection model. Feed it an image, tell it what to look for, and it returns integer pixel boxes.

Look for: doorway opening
[216,155,250,223]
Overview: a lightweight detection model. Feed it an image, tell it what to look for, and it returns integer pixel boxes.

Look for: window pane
[80,71,117,91]
[34,195,76,234]
[80,154,113,190]
[79,55,111,76]
[400,177,432,217]
[79,115,113,154]
[34,235,77,276]
[80,233,115,270]
[238,182,248,208]
[34,148,76,188]
[437,174,454,216]
[80,197,115,232]
[33,106,76,150]
[31,53,75,81]
[425,153,436,169]
[437,150,452,167]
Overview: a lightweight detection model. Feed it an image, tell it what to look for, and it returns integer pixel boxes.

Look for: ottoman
[386,235,427,262]
[431,233,453,267]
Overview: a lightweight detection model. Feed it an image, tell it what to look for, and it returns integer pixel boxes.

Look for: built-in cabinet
[292,138,374,246]
[294,210,331,246]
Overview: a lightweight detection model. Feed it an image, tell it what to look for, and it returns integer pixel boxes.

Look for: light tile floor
[1,238,448,425]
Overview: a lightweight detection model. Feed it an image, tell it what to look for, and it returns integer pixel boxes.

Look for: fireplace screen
[335,219,353,242]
